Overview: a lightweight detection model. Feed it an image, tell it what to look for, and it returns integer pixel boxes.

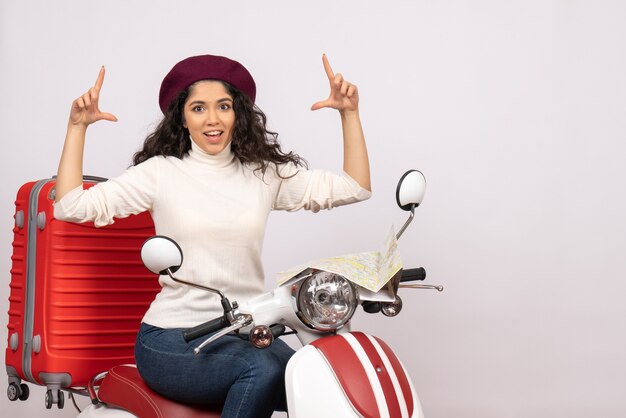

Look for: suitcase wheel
[7,383,19,401]
[7,383,29,402]
[45,390,52,409]
[18,384,29,401]
[45,389,64,409]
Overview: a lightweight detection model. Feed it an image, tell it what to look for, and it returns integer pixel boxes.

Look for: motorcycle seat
[97,364,222,418]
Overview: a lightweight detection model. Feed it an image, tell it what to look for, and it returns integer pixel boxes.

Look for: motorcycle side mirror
[396,169,426,211]
[141,236,228,303]
[395,170,426,239]
[141,235,183,275]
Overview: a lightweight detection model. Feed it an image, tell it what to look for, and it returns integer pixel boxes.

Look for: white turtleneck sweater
[54,141,371,328]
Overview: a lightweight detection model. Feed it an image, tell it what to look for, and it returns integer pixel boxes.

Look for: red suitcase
[5,177,160,409]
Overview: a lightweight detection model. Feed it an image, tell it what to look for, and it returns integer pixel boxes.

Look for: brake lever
[193,314,253,355]
[399,284,444,292]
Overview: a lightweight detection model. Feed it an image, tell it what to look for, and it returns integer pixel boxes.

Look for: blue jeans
[134,323,295,418]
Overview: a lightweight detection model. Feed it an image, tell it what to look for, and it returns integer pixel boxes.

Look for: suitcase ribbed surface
[6,180,161,388]
[43,223,157,357]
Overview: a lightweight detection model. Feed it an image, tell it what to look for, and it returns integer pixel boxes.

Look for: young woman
[54,54,371,417]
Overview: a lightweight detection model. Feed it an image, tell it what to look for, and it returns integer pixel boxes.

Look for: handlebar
[400,267,426,282]
[183,315,230,342]
[185,268,428,340]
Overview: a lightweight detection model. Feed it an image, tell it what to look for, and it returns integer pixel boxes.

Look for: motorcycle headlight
[294,270,358,331]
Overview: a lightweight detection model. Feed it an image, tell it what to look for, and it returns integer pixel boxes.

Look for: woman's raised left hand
[311,54,359,113]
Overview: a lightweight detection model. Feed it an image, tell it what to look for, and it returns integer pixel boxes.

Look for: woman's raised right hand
[69,66,118,127]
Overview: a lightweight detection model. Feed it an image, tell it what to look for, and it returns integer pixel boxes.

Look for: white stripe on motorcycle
[342,333,391,418]
[366,334,410,418]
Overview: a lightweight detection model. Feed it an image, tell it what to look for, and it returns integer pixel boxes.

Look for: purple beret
[158,54,256,113]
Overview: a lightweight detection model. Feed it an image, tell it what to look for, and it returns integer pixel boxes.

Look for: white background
[1,1,625,417]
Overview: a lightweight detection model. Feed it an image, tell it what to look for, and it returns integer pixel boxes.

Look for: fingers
[315,55,358,111]
[340,79,349,96]
[83,91,92,107]
[94,66,106,92]
[89,87,98,105]
[75,96,86,110]
[333,73,344,90]
[322,54,335,82]
[72,90,117,123]
[69,66,116,125]
[347,84,357,98]
[79,87,99,108]
[310,100,330,111]
[100,112,118,122]
[336,76,356,97]
[332,73,357,96]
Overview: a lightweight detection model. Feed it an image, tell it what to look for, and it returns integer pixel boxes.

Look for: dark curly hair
[133,80,307,176]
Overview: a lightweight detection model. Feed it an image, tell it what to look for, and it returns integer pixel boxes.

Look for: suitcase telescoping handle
[51,175,108,183]
[82,175,108,183]
[48,175,108,201]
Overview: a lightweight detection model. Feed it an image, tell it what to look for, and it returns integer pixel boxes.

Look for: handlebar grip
[400,267,426,282]
[270,324,286,339]
[183,316,230,342]
[361,301,381,314]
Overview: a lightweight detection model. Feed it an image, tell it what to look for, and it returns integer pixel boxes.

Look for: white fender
[286,345,360,417]
[285,336,425,418]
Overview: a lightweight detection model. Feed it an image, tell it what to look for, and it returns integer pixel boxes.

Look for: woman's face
[183,80,235,155]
